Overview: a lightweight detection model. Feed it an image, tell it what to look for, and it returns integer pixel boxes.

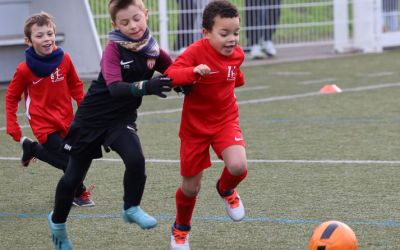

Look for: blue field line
[2,157,400,165]
[1,212,399,228]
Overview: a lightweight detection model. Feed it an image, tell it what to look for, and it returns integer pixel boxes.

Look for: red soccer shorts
[179,123,245,177]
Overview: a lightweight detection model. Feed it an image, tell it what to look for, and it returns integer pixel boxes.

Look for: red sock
[175,187,196,227]
[218,166,248,195]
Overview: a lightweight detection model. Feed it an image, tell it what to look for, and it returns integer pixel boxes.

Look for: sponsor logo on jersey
[227,65,236,81]
[51,68,65,83]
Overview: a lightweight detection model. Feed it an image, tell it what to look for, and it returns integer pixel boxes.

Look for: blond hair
[108,0,146,22]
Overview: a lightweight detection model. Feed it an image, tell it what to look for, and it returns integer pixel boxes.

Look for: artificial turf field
[1,50,400,249]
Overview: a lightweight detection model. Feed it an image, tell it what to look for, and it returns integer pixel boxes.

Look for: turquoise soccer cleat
[48,211,73,250]
[121,206,157,229]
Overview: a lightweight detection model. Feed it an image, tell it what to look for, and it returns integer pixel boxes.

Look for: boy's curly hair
[202,0,240,31]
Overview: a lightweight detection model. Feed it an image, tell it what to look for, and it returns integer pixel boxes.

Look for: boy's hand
[7,126,22,142]
[193,64,211,76]
[144,75,172,98]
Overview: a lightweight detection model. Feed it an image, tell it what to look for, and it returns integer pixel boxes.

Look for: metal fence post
[353,0,382,52]
[334,0,350,53]
[158,0,169,52]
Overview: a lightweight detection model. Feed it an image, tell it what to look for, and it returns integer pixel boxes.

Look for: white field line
[1,157,400,165]
[362,72,394,77]
[1,82,400,130]
[165,85,270,100]
[269,71,311,76]
[139,108,183,116]
[164,95,183,100]
[0,124,30,131]
[140,82,400,116]
[235,85,270,92]
[343,82,400,92]
[298,78,336,85]
[1,86,270,119]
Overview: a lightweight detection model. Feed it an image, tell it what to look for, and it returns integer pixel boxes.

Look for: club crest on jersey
[51,68,65,83]
[226,65,236,81]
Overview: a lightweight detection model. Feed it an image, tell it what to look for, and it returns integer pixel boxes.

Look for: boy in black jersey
[47,0,172,248]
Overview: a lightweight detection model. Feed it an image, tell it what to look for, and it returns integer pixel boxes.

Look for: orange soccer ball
[309,220,358,250]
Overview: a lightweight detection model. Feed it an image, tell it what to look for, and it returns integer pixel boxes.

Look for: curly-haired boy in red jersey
[166,1,248,249]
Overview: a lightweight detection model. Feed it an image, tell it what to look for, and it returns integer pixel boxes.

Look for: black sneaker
[73,190,95,207]
[20,136,34,167]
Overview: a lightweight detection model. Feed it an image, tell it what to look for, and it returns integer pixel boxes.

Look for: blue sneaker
[121,206,157,229]
[48,212,73,250]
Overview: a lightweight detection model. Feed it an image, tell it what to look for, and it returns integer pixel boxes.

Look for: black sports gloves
[144,75,172,98]
[108,75,172,98]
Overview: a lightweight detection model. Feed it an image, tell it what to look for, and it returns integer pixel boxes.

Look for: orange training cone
[319,84,342,94]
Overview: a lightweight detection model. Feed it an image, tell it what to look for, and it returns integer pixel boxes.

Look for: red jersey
[6,53,84,144]
[166,39,245,139]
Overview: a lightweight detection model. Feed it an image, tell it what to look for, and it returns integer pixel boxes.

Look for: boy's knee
[181,183,201,197]
[125,162,145,177]
[227,161,247,176]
